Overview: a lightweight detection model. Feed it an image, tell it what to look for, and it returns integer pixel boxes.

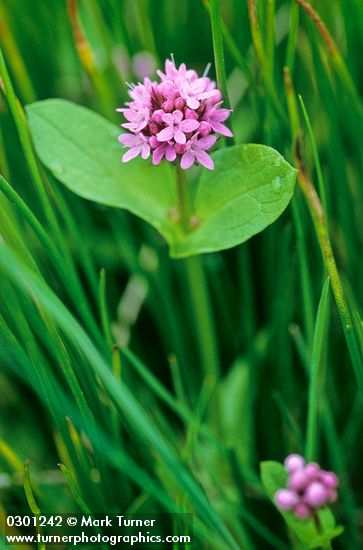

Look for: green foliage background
[0,1,362,548]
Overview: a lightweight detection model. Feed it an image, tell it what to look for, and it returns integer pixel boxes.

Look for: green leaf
[171,144,296,257]
[260,461,343,549]
[26,99,176,237]
[26,99,296,258]
[217,357,253,464]
[261,461,289,499]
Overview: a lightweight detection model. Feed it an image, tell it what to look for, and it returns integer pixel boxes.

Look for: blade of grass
[285,2,299,71]
[247,0,286,120]
[98,268,114,349]
[266,0,275,80]
[298,94,328,215]
[290,196,315,346]
[305,278,330,460]
[67,0,116,120]
[209,0,231,110]
[0,4,36,103]
[23,462,45,550]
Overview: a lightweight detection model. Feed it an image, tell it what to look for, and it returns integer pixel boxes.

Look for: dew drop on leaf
[272,177,282,194]
[52,163,65,175]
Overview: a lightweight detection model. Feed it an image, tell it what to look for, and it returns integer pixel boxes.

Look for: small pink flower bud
[321,471,339,489]
[289,469,310,491]
[162,99,175,112]
[304,463,320,480]
[199,121,211,136]
[152,109,164,124]
[149,136,160,148]
[294,503,311,519]
[304,482,327,508]
[184,108,199,120]
[149,122,159,135]
[274,489,299,510]
[174,97,185,110]
[284,454,305,473]
[175,143,187,155]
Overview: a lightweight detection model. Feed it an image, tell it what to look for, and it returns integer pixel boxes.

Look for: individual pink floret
[304,482,328,508]
[284,454,305,473]
[320,471,339,489]
[117,57,233,169]
[294,503,311,519]
[118,133,150,162]
[180,134,217,170]
[274,489,299,510]
[156,111,199,145]
[289,469,311,491]
[304,463,321,480]
[202,102,233,137]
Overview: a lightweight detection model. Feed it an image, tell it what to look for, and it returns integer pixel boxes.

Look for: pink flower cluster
[117,58,233,170]
[274,454,339,519]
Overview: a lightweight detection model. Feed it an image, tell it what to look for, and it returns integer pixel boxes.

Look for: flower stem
[175,166,190,231]
[175,168,220,380]
[184,256,220,380]
[312,512,332,550]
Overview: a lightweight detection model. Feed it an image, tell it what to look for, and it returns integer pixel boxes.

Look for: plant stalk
[176,166,190,231]
[175,167,220,379]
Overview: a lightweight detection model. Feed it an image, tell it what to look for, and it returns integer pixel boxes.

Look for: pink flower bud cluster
[274,454,339,519]
[117,58,233,170]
